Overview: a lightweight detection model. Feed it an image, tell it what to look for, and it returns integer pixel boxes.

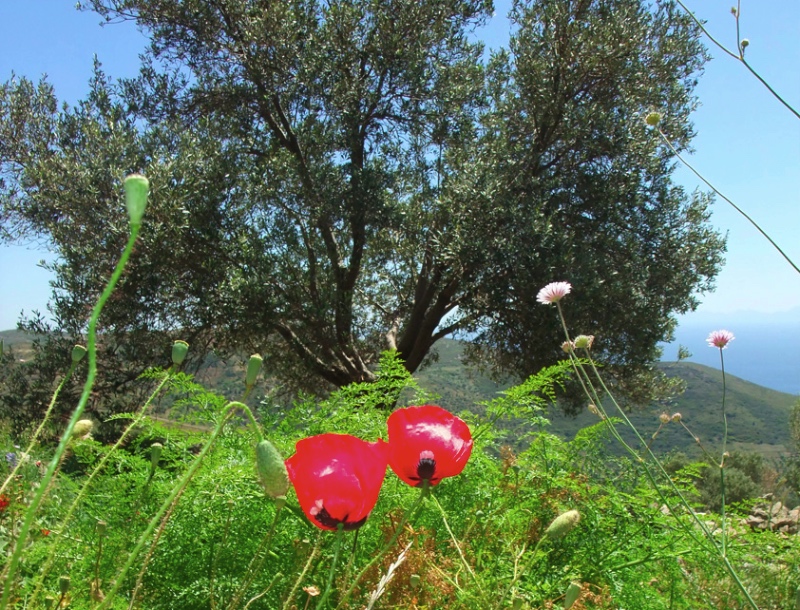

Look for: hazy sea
[661,310,800,395]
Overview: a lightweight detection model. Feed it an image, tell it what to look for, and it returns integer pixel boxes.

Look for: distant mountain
[416,339,797,458]
[3,329,795,458]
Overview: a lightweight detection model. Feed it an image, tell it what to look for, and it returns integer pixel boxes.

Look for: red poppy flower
[41,529,50,536]
[387,405,473,487]
[285,434,389,531]
[0,494,9,512]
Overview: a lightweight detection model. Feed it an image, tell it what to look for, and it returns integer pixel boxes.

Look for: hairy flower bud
[71,345,87,364]
[255,439,290,499]
[246,354,263,388]
[659,412,670,424]
[544,509,581,540]
[573,335,594,350]
[740,38,749,49]
[564,581,582,609]
[124,173,149,227]
[73,419,94,438]
[172,340,189,366]
[671,412,682,423]
[645,111,662,127]
[150,443,163,472]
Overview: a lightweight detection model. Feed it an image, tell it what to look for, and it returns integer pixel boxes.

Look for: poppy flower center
[310,500,368,531]
[414,450,437,486]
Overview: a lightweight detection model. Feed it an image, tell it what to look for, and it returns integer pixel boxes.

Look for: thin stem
[431,494,483,595]
[551,300,757,608]
[282,532,323,610]
[316,524,345,610]
[241,572,283,610]
[719,348,729,558]
[226,499,285,610]
[0,360,80,496]
[0,224,141,610]
[96,400,263,609]
[673,0,800,120]
[657,129,800,276]
[333,482,430,610]
[30,369,174,607]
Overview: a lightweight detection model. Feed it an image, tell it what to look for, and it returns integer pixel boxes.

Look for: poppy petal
[387,405,473,487]
[286,434,388,531]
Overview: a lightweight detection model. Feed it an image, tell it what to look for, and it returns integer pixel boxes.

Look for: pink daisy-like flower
[706,329,734,349]
[536,281,572,305]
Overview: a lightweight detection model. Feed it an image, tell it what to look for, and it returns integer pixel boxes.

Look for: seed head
[171,340,189,366]
[255,439,290,499]
[544,509,581,540]
[246,354,264,388]
[123,173,150,228]
[645,111,662,127]
[573,335,594,350]
[73,419,94,438]
[71,345,87,364]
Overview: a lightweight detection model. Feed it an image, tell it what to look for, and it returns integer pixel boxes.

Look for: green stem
[333,482,430,610]
[97,399,263,609]
[0,360,80,496]
[30,368,174,607]
[431,495,483,595]
[658,129,800,275]
[551,303,758,608]
[673,0,800,120]
[226,499,285,610]
[316,524,345,610]
[719,349,728,558]
[0,224,141,610]
[282,532,323,610]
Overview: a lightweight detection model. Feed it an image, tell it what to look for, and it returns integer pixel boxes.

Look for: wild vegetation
[3,0,800,607]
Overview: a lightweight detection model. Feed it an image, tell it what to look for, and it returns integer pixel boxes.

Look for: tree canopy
[0,0,724,412]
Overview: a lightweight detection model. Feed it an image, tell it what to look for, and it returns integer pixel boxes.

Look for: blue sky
[1,0,799,331]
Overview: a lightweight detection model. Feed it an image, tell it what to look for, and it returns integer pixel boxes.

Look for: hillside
[3,330,796,457]
[415,340,797,458]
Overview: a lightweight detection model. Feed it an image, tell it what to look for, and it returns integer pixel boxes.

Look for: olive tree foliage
[0,0,724,418]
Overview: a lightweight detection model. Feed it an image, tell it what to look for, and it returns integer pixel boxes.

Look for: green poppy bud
[564,581,582,609]
[97,520,107,536]
[150,443,163,471]
[544,509,581,540]
[645,112,662,127]
[73,419,94,438]
[171,340,189,366]
[59,575,71,595]
[409,574,421,589]
[71,345,87,364]
[255,439,289,499]
[44,596,56,609]
[246,354,263,388]
[512,597,524,610]
[124,173,149,228]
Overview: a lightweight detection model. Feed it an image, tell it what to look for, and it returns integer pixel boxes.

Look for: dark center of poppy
[312,504,367,531]
[411,449,437,487]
